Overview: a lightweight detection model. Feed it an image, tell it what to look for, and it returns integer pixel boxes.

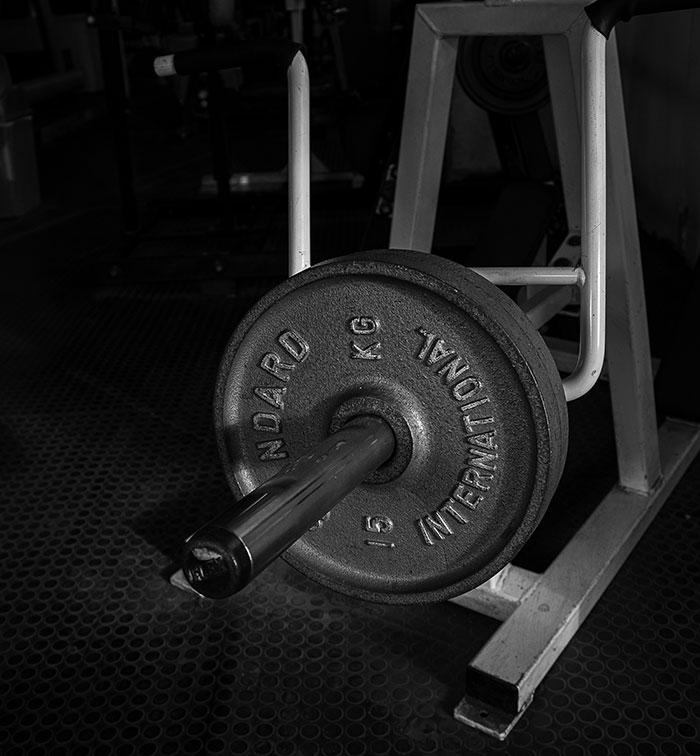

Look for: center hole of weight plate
[328,397,413,485]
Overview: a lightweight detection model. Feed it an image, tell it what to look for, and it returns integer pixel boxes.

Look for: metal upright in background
[389,0,700,740]
[91,13,141,237]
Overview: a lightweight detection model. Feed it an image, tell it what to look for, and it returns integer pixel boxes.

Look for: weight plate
[457,36,549,116]
[215,250,568,603]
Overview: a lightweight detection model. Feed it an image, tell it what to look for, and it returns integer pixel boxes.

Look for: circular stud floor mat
[1,287,698,756]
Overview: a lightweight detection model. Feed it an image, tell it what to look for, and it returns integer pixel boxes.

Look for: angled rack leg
[389,10,458,253]
[603,34,661,493]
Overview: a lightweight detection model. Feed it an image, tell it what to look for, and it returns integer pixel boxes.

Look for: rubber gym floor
[1,105,699,756]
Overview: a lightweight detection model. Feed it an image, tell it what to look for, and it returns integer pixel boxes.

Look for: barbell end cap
[182,526,252,599]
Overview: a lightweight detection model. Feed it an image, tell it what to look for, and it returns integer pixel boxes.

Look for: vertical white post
[288,51,311,275]
[561,22,607,401]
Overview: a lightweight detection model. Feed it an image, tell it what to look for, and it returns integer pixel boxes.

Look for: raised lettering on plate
[256,439,288,461]
[363,514,395,548]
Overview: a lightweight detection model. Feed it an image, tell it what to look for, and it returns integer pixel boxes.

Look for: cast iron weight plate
[215,250,568,603]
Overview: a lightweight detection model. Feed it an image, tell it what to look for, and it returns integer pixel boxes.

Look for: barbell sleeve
[182,416,396,599]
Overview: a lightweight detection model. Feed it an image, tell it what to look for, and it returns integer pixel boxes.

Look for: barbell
[171,0,700,604]
[183,250,568,603]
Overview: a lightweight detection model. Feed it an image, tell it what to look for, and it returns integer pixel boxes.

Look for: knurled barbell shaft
[182,416,396,598]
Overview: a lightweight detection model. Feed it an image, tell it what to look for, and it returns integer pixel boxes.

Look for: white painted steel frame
[454,418,700,739]
[539,20,660,491]
[574,24,606,401]
[386,0,690,741]
[389,2,606,402]
[283,21,602,403]
[602,35,662,492]
[470,267,581,286]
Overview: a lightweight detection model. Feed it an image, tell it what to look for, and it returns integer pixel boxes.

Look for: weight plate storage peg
[213,250,568,604]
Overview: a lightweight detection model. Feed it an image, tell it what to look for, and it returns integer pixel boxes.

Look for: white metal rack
[385,0,700,739]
